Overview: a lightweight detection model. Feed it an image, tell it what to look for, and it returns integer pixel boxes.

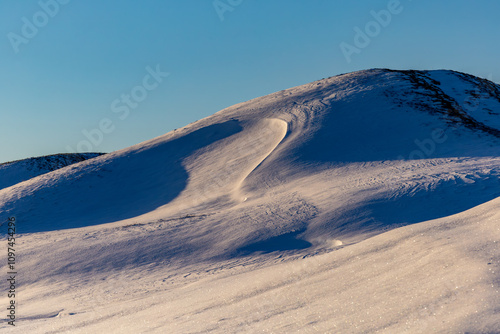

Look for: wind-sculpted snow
[0,121,243,232]
[1,69,499,333]
[0,153,103,191]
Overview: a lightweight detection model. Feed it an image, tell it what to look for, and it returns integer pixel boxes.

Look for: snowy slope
[0,153,103,191]
[1,69,499,333]
[13,195,497,333]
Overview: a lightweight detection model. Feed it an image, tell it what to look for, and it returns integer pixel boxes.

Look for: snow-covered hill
[1,69,499,333]
[0,153,103,191]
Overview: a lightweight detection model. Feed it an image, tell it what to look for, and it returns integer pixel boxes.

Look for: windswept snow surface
[1,69,500,333]
[0,153,103,191]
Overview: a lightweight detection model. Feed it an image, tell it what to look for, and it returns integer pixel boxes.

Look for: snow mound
[0,153,103,191]
[1,69,500,333]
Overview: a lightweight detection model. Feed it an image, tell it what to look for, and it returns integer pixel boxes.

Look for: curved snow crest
[1,68,499,238]
[2,68,500,333]
[0,120,244,232]
[151,118,289,214]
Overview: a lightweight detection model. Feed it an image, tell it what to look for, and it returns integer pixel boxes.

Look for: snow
[0,153,102,191]
[0,69,499,333]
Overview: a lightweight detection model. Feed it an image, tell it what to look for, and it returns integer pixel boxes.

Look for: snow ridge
[1,69,500,333]
[0,153,103,191]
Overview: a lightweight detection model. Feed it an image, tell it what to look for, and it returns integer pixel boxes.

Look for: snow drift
[0,153,102,191]
[1,69,499,333]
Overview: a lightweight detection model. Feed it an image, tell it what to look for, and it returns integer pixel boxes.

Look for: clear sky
[1,0,499,163]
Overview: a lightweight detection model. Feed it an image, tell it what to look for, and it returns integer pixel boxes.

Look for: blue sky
[1,0,499,163]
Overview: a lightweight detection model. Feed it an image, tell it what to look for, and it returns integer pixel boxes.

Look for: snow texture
[1,69,499,333]
[0,153,103,191]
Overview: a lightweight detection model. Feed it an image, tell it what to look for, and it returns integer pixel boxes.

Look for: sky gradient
[1,0,499,163]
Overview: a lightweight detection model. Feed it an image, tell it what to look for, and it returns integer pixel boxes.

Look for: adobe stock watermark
[7,0,71,54]
[396,128,447,161]
[66,65,170,154]
[395,73,495,161]
[339,0,408,64]
[213,0,243,21]
[383,128,448,190]
[5,217,17,326]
